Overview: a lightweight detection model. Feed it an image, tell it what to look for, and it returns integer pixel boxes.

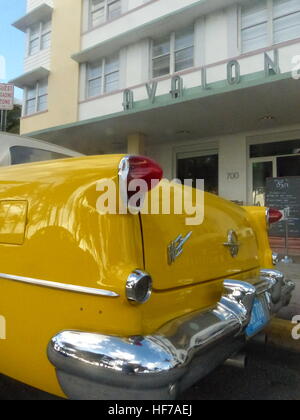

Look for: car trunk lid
[140,183,260,291]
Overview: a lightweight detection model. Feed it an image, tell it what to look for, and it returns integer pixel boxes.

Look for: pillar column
[127,133,146,155]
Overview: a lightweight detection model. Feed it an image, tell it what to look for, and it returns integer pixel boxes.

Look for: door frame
[248,156,277,205]
[174,148,219,194]
[173,147,219,179]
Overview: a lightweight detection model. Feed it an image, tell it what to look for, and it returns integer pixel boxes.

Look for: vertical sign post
[0,83,14,132]
[282,207,293,264]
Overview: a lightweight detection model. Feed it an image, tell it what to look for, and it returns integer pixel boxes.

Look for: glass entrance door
[177,152,219,194]
[252,158,275,206]
[277,155,300,177]
[250,152,300,205]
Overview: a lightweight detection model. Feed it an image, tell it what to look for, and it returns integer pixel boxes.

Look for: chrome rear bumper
[48,269,295,400]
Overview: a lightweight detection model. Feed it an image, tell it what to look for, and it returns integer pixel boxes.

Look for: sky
[0,0,26,100]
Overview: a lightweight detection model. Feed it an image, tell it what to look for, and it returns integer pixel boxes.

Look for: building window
[28,20,52,56]
[175,27,195,72]
[89,0,122,28]
[273,0,300,44]
[29,24,40,56]
[241,0,268,53]
[41,20,52,49]
[241,0,300,53]
[250,139,300,158]
[152,37,171,78]
[177,153,219,194]
[152,26,194,78]
[87,54,119,98]
[10,146,70,165]
[25,79,48,116]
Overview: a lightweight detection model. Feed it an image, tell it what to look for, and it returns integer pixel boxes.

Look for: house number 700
[227,172,240,180]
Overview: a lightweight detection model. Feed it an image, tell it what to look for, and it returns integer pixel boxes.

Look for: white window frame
[41,20,52,50]
[151,36,171,79]
[24,79,48,116]
[28,23,40,56]
[86,60,102,99]
[151,25,195,79]
[86,54,120,99]
[89,0,122,29]
[27,20,52,57]
[273,0,300,44]
[239,0,300,53]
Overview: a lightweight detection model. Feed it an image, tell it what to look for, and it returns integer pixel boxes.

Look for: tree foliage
[6,105,21,134]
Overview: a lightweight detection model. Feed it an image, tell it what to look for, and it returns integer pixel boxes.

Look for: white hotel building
[11,1,300,220]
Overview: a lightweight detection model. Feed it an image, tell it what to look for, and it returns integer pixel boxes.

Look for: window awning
[10,67,50,88]
[12,4,53,32]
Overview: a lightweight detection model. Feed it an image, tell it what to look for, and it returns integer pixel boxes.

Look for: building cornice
[25,70,292,138]
[12,3,53,32]
[10,67,50,88]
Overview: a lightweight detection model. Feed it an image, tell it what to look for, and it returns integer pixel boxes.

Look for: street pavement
[0,342,299,400]
[0,374,61,400]
[181,343,300,400]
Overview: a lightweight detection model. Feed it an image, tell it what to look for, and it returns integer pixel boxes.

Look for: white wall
[81,0,154,33]
[81,0,201,49]
[146,134,248,203]
[27,0,53,13]
[219,135,247,203]
[24,48,51,72]
[204,10,228,65]
[79,38,299,122]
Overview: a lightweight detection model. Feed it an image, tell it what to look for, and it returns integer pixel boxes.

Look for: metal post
[0,110,8,132]
[3,110,7,132]
[281,207,293,264]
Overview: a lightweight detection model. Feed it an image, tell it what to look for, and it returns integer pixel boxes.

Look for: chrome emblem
[223,230,240,258]
[168,232,193,265]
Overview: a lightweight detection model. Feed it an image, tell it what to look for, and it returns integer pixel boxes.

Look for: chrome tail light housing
[126,270,152,304]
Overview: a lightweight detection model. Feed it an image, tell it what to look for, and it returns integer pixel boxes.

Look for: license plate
[246,298,269,338]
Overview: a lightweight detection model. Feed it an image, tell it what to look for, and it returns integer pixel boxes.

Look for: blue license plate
[246,298,269,337]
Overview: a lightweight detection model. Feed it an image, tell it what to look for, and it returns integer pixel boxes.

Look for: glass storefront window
[250,141,300,205]
[277,155,300,177]
[250,139,300,158]
[177,154,219,194]
[252,161,273,206]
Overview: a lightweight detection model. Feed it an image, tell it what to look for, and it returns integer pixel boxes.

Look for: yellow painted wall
[20,0,82,135]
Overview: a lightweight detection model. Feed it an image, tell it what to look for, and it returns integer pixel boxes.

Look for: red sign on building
[0,83,14,111]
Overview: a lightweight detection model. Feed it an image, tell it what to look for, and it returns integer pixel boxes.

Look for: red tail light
[267,208,283,225]
[119,156,163,201]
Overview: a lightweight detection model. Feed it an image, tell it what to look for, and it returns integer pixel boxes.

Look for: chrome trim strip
[0,273,119,298]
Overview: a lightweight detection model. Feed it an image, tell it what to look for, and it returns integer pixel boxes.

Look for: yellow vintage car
[0,134,295,400]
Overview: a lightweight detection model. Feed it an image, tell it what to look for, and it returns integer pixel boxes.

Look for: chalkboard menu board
[266,177,300,238]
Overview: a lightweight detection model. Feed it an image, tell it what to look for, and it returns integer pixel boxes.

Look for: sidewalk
[276,262,300,320]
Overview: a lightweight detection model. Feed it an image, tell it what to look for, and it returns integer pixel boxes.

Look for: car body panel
[0,155,145,396]
[141,184,261,291]
[0,200,28,245]
[0,147,279,399]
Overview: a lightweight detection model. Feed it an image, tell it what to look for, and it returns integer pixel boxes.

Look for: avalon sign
[0,83,14,111]
[123,50,280,111]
